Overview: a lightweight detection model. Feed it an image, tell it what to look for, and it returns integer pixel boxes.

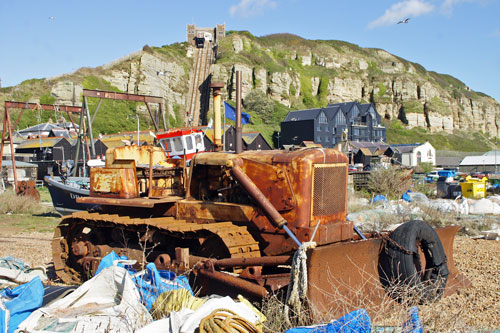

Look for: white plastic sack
[469,198,500,215]
[18,266,152,333]
[426,198,469,215]
[407,192,429,203]
[0,258,47,285]
[138,296,261,333]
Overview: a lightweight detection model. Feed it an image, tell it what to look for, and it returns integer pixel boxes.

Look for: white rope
[284,241,316,325]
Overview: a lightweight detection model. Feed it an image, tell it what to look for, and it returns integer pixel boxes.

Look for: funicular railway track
[187,42,213,126]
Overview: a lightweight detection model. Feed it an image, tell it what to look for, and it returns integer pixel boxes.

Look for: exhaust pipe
[209,82,224,151]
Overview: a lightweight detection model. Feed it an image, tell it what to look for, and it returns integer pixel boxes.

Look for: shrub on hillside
[243,90,274,123]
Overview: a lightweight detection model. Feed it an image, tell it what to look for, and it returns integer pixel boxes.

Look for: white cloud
[367,0,435,29]
[441,0,484,15]
[229,0,278,18]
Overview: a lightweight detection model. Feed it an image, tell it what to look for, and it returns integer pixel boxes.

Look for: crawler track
[52,211,260,284]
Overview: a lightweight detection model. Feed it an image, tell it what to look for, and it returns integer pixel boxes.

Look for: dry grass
[0,189,47,215]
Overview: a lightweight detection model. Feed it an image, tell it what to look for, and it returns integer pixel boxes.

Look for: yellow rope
[199,309,261,333]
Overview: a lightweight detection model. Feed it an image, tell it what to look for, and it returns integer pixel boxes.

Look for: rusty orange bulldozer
[52,145,470,316]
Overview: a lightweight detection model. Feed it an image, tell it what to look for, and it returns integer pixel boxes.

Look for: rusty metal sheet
[77,196,183,208]
[89,167,139,198]
[296,220,353,245]
[109,145,167,167]
[176,200,256,222]
[306,238,386,317]
[16,180,40,201]
[435,226,472,295]
[240,158,295,212]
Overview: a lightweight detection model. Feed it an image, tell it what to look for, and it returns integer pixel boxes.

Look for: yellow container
[460,176,488,199]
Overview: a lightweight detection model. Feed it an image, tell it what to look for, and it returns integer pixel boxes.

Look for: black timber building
[280,102,386,148]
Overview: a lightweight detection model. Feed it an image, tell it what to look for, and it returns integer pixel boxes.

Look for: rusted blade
[306,238,388,317]
[306,226,470,318]
[434,226,472,295]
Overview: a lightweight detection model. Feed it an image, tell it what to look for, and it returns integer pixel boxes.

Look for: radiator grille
[312,163,347,217]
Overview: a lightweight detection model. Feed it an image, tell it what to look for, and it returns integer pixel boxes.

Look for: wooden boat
[44,176,100,216]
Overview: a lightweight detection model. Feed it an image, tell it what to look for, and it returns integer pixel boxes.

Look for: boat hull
[44,176,100,216]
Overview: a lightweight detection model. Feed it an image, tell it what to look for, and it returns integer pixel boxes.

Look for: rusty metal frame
[0,101,82,189]
[72,89,165,176]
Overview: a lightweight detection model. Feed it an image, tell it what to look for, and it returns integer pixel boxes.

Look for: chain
[380,233,414,255]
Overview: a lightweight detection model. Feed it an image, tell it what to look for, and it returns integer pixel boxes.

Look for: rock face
[51,81,83,106]
[49,50,189,123]
[208,34,499,137]
[3,32,499,138]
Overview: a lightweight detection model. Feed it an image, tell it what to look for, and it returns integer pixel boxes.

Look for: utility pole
[495,137,497,173]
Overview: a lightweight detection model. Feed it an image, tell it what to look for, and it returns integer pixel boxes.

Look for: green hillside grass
[384,120,495,152]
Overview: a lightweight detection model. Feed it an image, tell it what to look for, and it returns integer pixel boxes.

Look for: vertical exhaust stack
[235,71,242,154]
[209,83,224,151]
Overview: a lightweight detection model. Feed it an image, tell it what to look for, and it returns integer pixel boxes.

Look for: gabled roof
[358,147,377,156]
[283,108,322,122]
[328,102,357,114]
[391,143,423,153]
[50,128,75,139]
[350,141,389,151]
[242,132,260,144]
[99,140,131,148]
[100,131,155,144]
[436,156,462,167]
[202,125,232,143]
[460,155,499,166]
[18,123,60,134]
[16,137,67,149]
[300,141,322,147]
[358,103,373,115]
[322,105,341,120]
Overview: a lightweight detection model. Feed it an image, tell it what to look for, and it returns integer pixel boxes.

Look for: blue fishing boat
[44,175,100,216]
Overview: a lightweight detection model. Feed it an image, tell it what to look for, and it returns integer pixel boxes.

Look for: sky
[1,0,499,102]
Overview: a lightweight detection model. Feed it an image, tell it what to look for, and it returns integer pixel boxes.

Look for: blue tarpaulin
[96,252,193,310]
[133,263,193,310]
[402,190,412,202]
[402,306,423,332]
[371,195,387,204]
[285,309,371,333]
[224,102,251,124]
[0,276,44,333]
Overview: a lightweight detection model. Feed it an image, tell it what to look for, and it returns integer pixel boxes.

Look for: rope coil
[200,308,261,333]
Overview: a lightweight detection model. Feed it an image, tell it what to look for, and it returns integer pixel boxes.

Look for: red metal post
[5,105,18,187]
[0,106,8,172]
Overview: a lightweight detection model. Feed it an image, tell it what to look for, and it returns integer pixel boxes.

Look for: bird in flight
[397,18,410,24]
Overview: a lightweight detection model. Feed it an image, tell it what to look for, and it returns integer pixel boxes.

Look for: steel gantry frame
[0,101,82,188]
[73,89,165,176]
[0,89,165,185]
